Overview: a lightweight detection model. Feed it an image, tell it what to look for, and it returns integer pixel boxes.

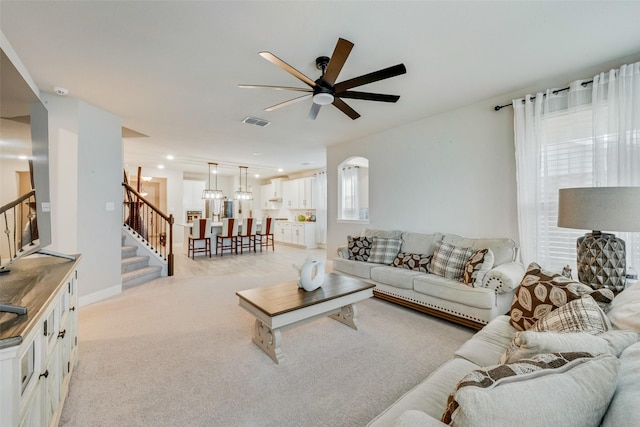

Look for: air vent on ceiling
[242,116,271,127]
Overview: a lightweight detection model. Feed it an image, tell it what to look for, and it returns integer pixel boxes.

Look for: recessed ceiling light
[166,155,174,160]
[252,152,261,156]
[254,174,260,178]
[158,164,165,169]
[278,168,283,173]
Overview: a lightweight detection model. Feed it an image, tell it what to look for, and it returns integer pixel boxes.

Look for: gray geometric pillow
[367,237,402,264]
[347,235,372,261]
[430,241,474,280]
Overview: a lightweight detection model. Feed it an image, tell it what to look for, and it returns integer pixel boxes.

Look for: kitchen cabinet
[283,177,315,210]
[261,179,284,209]
[0,255,81,427]
[273,221,317,249]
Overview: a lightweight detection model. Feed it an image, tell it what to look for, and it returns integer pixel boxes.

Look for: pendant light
[202,162,224,200]
[234,166,253,200]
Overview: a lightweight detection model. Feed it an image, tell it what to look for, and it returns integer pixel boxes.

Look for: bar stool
[188,218,212,259]
[216,218,238,256]
[236,217,256,254]
[255,217,275,252]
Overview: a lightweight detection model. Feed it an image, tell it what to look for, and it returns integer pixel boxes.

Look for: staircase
[121,236,162,288]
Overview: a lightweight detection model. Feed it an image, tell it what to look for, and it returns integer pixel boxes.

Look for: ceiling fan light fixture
[313,93,334,105]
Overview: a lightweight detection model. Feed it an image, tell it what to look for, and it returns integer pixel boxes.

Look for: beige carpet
[60,269,473,426]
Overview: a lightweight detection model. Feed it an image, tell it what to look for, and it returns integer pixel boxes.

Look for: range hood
[268,197,283,202]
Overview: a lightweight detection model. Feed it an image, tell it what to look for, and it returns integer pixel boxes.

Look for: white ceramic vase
[297,260,326,292]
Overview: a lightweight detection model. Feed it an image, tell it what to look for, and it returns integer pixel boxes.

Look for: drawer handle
[39,370,49,379]
[58,330,66,339]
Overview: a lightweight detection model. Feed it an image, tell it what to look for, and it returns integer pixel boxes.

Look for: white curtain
[340,166,359,220]
[513,61,640,274]
[592,62,640,271]
[314,171,327,244]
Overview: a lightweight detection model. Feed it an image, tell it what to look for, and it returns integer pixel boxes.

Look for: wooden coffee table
[236,273,375,364]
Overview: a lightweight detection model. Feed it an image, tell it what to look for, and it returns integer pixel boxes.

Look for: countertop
[0,254,81,349]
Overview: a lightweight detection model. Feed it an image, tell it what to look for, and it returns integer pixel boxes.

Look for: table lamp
[557,187,640,291]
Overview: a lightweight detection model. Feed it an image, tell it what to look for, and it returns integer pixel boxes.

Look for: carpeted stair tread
[121,255,151,273]
[122,265,161,288]
[121,245,137,259]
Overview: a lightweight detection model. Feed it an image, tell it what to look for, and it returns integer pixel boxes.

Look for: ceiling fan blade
[334,63,407,92]
[322,38,354,87]
[336,91,400,103]
[307,103,321,120]
[264,94,312,111]
[332,97,361,120]
[238,84,312,93]
[259,52,317,88]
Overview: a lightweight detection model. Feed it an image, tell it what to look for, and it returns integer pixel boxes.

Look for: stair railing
[0,190,38,266]
[122,182,174,276]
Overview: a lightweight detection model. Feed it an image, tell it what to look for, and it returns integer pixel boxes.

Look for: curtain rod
[494,79,593,111]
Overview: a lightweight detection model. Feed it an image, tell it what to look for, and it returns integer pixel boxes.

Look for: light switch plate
[106,202,115,211]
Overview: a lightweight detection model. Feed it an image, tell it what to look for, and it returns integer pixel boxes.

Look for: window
[338,157,368,221]
[536,107,594,272]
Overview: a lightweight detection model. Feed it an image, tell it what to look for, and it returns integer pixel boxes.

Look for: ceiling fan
[239,38,406,120]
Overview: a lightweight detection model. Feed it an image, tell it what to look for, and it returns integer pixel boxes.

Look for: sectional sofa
[333,229,526,329]
[367,263,640,426]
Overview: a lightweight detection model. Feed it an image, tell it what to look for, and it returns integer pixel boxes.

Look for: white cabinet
[260,184,272,209]
[273,221,317,248]
[261,179,284,209]
[283,177,315,210]
[0,256,80,427]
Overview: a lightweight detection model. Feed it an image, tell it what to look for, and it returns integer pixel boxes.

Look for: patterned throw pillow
[509,262,614,331]
[367,237,402,264]
[391,253,432,273]
[347,235,372,261]
[461,248,494,287]
[429,241,474,280]
[530,295,611,334]
[441,352,618,426]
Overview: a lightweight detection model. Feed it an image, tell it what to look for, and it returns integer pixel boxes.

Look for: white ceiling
[2,1,640,179]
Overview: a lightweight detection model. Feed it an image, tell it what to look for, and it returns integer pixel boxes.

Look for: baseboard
[78,284,122,307]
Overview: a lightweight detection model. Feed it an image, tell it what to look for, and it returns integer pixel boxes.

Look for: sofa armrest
[482,262,525,293]
[337,246,350,259]
[391,410,448,427]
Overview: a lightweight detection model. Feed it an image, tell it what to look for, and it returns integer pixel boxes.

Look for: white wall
[327,95,518,257]
[44,93,123,303]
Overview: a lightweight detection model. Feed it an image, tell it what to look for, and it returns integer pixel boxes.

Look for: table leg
[330,303,359,330]
[252,319,284,364]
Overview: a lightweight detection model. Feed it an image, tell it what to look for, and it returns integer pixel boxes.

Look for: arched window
[338,157,369,221]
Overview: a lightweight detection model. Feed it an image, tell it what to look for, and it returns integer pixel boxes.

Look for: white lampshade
[558,187,640,232]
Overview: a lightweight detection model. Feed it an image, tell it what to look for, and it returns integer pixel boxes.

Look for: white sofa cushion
[371,266,423,290]
[500,330,638,364]
[332,258,384,280]
[601,341,640,426]
[413,274,497,310]
[606,282,640,332]
[400,232,443,255]
[361,228,403,239]
[367,358,479,426]
[442,234,517,266]
[454,315,517,367]
[392,410,447,427]
[442,352,619,427]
